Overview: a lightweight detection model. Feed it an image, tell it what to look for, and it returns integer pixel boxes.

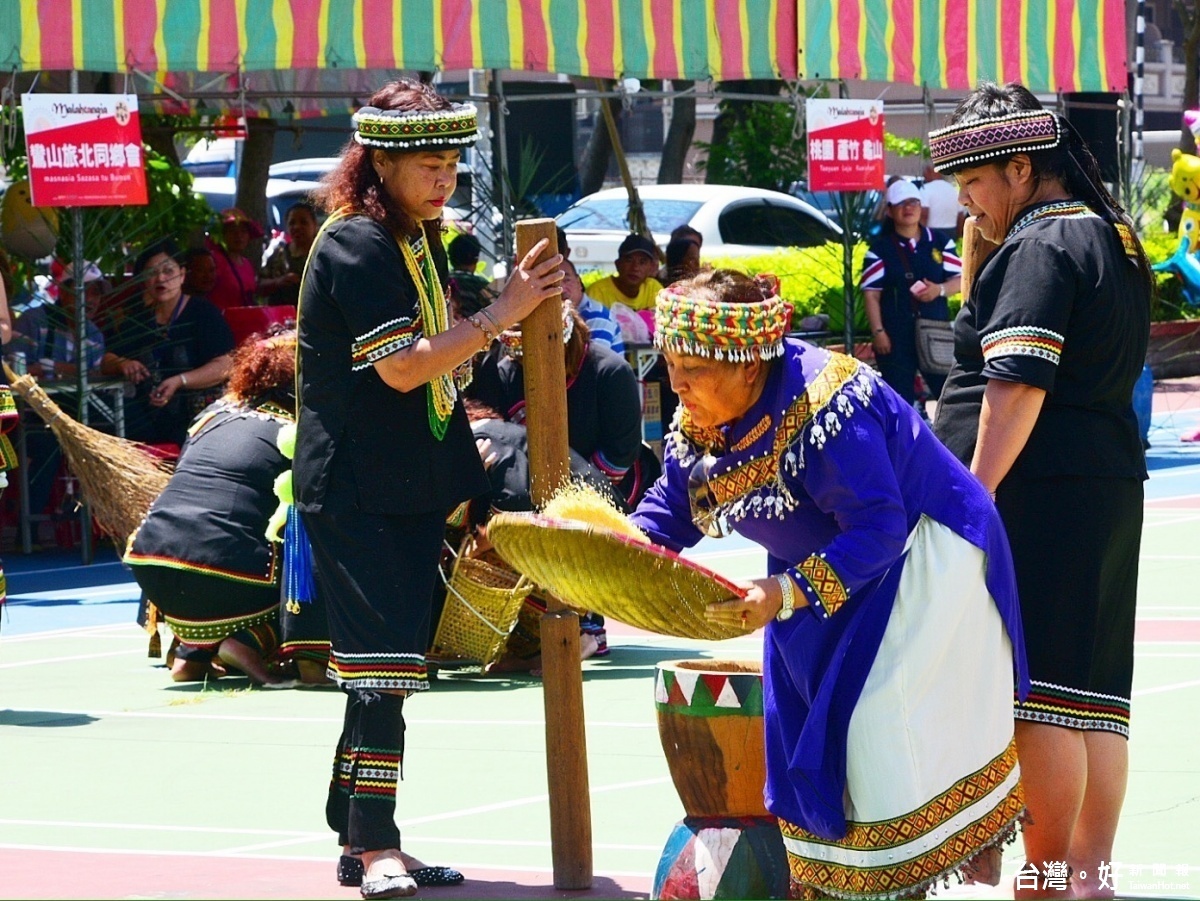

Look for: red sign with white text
[806,99,885,192]
[22,93,149,207]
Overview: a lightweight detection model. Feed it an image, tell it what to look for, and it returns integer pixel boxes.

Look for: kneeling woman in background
[125,330,297,685]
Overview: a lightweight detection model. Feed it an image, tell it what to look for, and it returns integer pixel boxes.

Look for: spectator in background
[12,261,107,378]
[206,208,262,311]
[556,225,571,261]
[920,163,967,240]
[447,232,492,317]
[101,238,235,447]
[561,259,623,355]
[14,262,110,526]
[259,202,318,307]
[182,248,218,302]
[663,236,702,286]
[586,234,663,311]
[470,303,643,506]
[861,179,961,409]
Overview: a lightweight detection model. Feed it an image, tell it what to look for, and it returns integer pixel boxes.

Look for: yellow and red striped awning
[0,0,1128,92]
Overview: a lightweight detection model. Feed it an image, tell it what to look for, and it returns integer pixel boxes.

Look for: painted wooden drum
[655,659,768,818]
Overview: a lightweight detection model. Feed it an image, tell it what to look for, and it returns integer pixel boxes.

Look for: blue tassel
[283,505,316,612]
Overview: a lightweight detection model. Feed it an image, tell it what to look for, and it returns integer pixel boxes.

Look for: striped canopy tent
[797,0,1128,93]
[1,0,795,117]
[0,0,1127,110]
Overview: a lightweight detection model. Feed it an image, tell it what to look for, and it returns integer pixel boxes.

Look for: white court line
[221,776,671,855]
[5,585,141,604]
[1141,554,1200,560]
[0,819,660,852]
[0,649,140,668]
[0,843,653,879]
[4,561,127,578]
[0,818,315,837]
[1143,513,1200,529]
[0,623,133,643]
[0,706,657,730]
[1132,678,1200,698]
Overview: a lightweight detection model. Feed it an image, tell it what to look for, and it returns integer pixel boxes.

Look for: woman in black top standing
[861,178,962,408]
[929,83,1152,899]
[100,239,235,446]
[294,79,562,900]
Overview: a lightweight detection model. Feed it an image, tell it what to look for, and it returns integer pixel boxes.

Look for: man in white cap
[860,179,962,413]
[920,163,966,240]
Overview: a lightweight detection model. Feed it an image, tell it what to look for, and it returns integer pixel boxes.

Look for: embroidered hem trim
[124,547,280,587]
[163,602,280,645]
[328,650,430,693]
[782,740,1025,899]
[1015,680,1130,737]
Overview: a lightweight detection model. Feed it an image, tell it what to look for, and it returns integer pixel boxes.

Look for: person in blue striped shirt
[562,259,624,355]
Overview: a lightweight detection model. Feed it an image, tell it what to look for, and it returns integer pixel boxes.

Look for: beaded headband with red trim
[929,110,1062,174]
[352,103,477,150]
[654,283,792,362]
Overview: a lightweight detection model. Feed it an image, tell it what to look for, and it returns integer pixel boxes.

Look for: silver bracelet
[180,372,189,388]
[479,306,503,334]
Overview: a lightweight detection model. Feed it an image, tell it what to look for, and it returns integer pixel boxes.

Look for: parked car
[268,156,475,212]
[789,178,919,239]
[556,184,841,270]
[191,176,325,234]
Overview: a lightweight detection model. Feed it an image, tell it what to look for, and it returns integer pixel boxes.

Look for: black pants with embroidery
[327,689,406,852]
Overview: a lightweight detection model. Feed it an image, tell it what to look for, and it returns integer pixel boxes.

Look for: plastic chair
[223,305,296,347]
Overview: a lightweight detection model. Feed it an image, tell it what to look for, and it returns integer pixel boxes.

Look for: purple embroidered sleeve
[782,410,909,619]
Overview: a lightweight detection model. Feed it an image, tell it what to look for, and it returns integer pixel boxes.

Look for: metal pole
[70,69,93,564]
[492,70,514,264]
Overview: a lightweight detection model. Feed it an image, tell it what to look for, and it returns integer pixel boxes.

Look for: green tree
[697,99,808,192]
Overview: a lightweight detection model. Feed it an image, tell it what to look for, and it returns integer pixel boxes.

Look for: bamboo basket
[488,512,752,641]
[430,539,535,668]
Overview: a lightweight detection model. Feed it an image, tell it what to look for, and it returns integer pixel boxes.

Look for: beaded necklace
[399,231,456,440]
[1007,201,1096,239]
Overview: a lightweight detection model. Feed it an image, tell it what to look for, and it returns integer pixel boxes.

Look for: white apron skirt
[780,516,1024,899]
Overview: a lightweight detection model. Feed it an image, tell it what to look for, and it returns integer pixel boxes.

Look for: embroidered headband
[352,103,478,151]
[929,110,1063,174]
[654,283,792,362]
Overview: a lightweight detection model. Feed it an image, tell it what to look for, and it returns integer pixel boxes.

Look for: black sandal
[339,856,465,889]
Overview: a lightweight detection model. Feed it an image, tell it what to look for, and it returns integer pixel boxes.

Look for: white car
[191,175,325,234]
[557,184,842,271]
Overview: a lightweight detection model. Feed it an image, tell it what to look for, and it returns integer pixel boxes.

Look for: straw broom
[4,362,175,653]
[3,363,173,546]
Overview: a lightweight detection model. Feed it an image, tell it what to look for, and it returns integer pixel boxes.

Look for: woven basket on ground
[487,512,752,641]
[430,540,535,668]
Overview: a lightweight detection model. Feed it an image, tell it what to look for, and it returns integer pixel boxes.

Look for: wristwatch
[938,283,946,297]
[775,574,797,621]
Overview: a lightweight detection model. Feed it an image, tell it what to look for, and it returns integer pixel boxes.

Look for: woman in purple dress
[630,269,1028,899]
